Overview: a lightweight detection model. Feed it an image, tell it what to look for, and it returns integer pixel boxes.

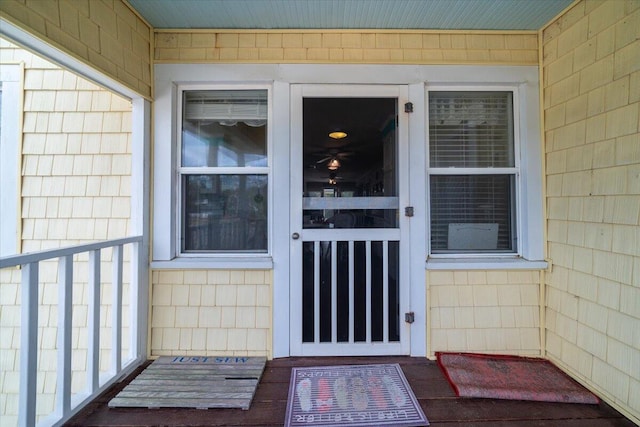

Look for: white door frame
[288,84,413,356]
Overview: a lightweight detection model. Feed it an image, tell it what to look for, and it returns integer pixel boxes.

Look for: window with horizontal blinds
[429,91,514,168]
[183,90,267,123]
[428,91,517,254]
[182,90,268,168]
[430,175,516,252]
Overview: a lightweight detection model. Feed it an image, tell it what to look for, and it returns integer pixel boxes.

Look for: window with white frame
[428,90,518,255]
[179,89,269,253]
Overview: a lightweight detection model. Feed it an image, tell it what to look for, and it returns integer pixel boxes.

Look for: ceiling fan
[314,149,353,169]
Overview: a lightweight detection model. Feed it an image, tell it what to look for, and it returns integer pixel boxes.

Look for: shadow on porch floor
[65,356,634,426]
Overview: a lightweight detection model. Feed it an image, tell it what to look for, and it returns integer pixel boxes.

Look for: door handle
[291,232,300,240]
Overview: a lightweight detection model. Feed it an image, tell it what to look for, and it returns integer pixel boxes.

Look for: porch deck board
[66,356,635,427]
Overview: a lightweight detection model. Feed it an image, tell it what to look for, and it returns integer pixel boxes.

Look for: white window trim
[0,62,23,257]
[427,85,521,256]
[153,73,283,269]
[425,81,546,269]
[426,257,549,270]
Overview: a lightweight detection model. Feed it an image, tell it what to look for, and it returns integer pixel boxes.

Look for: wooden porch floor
[65,356,634,426]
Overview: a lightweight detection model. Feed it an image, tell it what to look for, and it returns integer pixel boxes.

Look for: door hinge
[405,312,415,324]
[404,206,414,217]
[404,102,413,113]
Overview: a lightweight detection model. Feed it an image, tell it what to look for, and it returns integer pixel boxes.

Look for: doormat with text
[437,352,599,404]
[109,356,266,410]
[284,363,429,426]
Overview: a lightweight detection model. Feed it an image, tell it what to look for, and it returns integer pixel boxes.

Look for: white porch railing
[0,236,146,427]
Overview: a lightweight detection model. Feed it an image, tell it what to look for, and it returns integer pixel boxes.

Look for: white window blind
[430,175,515,252]
[183,90,267,124]
[429,91,514,168]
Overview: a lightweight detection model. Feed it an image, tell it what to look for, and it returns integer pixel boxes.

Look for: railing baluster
[112,245,123,374]
[129,241,141,360]
[18,262,38,427]
[87,249,101,392]
[57,255,73,417]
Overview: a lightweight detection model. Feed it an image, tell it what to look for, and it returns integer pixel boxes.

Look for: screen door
[289,85,411,356]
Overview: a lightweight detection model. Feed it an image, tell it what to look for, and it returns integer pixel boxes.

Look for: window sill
[426,257,548,271]
[151,256,273,270]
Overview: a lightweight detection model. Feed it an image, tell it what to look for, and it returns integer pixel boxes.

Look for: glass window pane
[429,91,514,168]
[302,97,398,229]
[430,175,516,253]
[182,174,267,252]
[303,208,398,228]
[182,90,267,167]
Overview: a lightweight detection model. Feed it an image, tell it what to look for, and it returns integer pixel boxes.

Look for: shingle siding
[542,0,640,422]
[155,30,538,65]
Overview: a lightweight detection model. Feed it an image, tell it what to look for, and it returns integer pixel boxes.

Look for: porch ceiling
[127,0,573,31]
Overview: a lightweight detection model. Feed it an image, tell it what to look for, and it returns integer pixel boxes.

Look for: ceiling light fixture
[328,130,347,139]
[327,158,341,170]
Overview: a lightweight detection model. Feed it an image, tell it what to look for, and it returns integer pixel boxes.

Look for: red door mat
[436,352,599,404]
[284,364,429,426]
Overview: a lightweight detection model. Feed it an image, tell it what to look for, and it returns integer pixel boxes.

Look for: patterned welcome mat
[284,364,429,426]
[109,356,266,410]
[437,352,599,404]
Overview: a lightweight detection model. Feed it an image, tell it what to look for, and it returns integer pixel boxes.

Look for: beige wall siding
[428,270,541,356]
[542,0,640,422]
[0,39,134,424]
[0,266,21,425]
[150,270,272,358]
[155,30,538,65]
[4,42,133,250]
[0,0,152,98]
